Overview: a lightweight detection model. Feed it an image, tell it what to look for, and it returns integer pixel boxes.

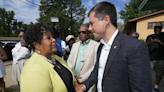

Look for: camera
[152,34,159,39]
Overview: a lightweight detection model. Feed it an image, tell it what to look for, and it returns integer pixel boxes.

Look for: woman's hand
[75,75,82,83]
[74,82,85,92]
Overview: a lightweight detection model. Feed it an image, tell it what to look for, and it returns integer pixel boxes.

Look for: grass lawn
[0,88,19,92]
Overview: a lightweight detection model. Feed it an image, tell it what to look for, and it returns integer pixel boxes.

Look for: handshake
[74,82,86,92]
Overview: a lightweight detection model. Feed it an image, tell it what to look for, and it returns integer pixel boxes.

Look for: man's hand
[149,38,164,47]
[150,38,157,43]
[153,39,164,46]
[153,39,160,43]
[74,82,86,92]
[75,75,82,83]
[146,38,164,47]
[146,38,155,46]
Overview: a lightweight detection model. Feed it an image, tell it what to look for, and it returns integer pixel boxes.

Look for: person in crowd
[59,37,66,52]
[0,46,8,92]
[61,40,66,52]
[55,35,63,57]
[75,1,152,92]
[54,34,63,57]
[20,23,77,92]
[130,32,139,39]
[49,25,63,57]
[67,24,99,92]
[63,35,75,61]
[76,36,80,42]
[12,31,31,86]
[145,22,164,92]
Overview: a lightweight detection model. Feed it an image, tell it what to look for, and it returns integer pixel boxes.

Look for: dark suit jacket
[84,32,152,92]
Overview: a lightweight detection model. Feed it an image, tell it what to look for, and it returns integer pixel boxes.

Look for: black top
[145,32,164,60]
[53,60,75,92]
[65,51,70,60]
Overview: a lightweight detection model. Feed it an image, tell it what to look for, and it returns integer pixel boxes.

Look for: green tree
[38,0,87,39]
[67,0,86,36]
[38,0,71,39]
[119,0,157,24]
[0,8,28,37]
[0,26,8,37]
[9,33,18,37]
[0,8,14,36]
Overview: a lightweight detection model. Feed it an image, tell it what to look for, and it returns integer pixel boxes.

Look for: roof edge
[128,9,164,22]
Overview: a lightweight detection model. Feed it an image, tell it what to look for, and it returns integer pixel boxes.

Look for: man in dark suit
[74,1,152,92]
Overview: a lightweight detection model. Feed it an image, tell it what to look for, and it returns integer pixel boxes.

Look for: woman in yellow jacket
[20,23,77,92]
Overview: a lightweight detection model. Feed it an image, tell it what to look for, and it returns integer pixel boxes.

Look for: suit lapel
[94,43,104,77]
[97,43,104,65]
[72,42,80,69]
[80,40,93,70]
[103,32,122,79]
[83,40,93,61]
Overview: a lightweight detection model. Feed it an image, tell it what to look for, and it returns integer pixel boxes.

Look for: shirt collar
[100,29,119,46]
[80,39,91,45]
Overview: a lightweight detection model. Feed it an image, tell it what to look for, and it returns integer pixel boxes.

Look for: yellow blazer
[20,52,76,92]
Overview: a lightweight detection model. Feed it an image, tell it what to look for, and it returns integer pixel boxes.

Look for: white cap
[66,35,74,42]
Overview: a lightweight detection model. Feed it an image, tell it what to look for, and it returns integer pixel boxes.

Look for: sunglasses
[78,31,91,34]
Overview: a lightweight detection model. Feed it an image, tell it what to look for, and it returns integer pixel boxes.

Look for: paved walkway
[152,71,164,92]
[4,60,19,91]
[3,60,164,92]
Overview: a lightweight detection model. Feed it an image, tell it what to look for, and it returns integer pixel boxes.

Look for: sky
[0,0,130,24]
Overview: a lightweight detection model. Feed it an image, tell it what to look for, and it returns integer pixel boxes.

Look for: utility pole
[70,0,72,35]
[68,26,71,35]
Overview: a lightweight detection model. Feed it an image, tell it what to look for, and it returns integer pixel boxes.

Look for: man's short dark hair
[88,1,117,28]
[130,32,139,39]
[154,22,163,30]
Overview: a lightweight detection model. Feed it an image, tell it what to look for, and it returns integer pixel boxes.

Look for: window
[148,23,153,29]
[148,22,164,29]
[162,22,164,28]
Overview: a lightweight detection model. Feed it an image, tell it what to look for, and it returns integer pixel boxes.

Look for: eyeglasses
[78,31,91,34]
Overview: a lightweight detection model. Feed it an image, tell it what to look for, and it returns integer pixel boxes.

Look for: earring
[38,50,40,54]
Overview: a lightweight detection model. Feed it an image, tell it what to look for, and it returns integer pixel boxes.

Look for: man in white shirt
[61,40,66,52]
[75,1,152,92]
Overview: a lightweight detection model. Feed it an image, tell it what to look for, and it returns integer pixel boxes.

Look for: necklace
[39,54,61,69]
[39,55,56,65]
